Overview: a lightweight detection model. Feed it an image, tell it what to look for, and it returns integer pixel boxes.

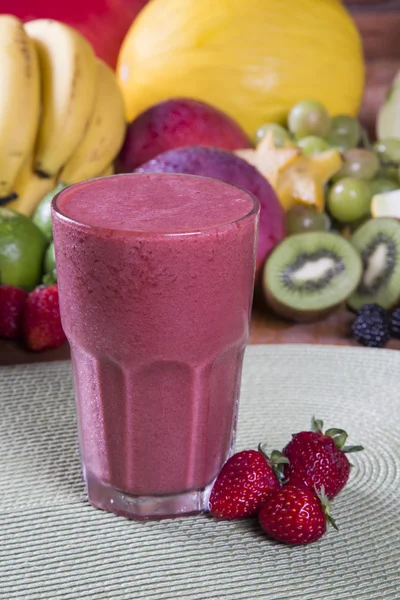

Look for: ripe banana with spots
[0,15,40,202]
[24,19,97,177]
[60,59,126,185]
[7,155,56,217]
[9,155,115,216]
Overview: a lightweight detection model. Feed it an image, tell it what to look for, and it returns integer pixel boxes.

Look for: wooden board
[250,307,400,349]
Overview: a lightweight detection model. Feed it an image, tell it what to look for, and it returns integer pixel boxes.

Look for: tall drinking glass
[52,173,259,519]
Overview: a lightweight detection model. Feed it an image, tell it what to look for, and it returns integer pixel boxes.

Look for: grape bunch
[255,100,400,235]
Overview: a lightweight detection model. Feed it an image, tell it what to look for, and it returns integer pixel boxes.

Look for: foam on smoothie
[56,173,256,232]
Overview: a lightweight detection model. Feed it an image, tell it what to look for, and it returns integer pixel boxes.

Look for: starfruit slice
[307,149,343,183]
[278,168,325,212]
[234,148,257,166]
[277,149,343,212]
[255,132,300,189]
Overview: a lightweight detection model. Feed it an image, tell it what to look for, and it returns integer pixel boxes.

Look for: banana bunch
[0,16,126,216]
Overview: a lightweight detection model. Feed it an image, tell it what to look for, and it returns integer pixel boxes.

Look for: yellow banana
[24,19,97,177]
[60,59,126,185]
[54,161,115,187]
[7,156,56,217]
[0,15,40,201]
[98,163,115,177]
[10,157,116,217]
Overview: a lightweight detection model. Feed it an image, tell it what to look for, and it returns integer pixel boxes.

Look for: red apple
[118,98,253,171]
[136,146,285,272]
[4,0,148,68]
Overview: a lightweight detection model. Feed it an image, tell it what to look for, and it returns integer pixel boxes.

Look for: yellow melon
[117,0,365,136]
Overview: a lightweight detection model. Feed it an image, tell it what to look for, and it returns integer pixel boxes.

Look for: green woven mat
[1,345,399,600]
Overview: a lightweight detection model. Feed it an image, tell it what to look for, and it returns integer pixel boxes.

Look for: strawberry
[259,484,337,545]
[23,284,66,351]
[209,447,288,519]
[0,285,27,339]
[282,417,363,499]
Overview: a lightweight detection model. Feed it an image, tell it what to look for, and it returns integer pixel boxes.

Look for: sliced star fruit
[236,137,343,213]
[255,131,300,189]
[234,148,258,166]
[277,149,343,212]
[277,164,325,212]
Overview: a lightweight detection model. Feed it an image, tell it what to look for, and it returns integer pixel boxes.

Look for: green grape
[374,138,400,163]
[285,204,331,235]
[255,123,292,147]
[287,100,331,140]
[325,115,361,152]
[332,149,379,182]
[297,136,330,156]
[327,177,371,223]
[369,178,399,196]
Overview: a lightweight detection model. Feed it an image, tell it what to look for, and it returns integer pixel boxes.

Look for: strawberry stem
[311,418,364,452]
[342,444,364,453]
[257,444,289,484]
[311,416,324,433]
[325,428,348,449]
[315,485,339,531]
[325,513,339,531]
[257,442,269,460]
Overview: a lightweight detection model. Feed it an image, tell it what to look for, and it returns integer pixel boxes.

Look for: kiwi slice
[348,218,400,311]
[263,232,362,322]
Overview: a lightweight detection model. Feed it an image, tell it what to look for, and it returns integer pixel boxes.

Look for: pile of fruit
[116,0,364,135]
[117,95,400,347]
[0,16,125,216]
[0,15,126,351]
[1,2,399,352]
[233,99,400,345]
[209,417,363,545]
[247,100,400,346]
[0,182,68,350]
[114,0,400,349]
[0,283,65,351]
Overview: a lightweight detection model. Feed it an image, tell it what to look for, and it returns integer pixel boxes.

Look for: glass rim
[52,172,260,237]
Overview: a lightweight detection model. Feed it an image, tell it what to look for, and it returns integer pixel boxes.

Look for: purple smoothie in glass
[52,173,259,519]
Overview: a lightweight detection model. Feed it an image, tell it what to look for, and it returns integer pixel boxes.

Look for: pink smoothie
[52,173,259,518]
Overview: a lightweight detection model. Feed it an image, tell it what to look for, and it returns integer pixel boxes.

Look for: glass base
[84,471,212,520]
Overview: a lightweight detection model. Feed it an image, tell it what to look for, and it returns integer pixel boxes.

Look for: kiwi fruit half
[263,231,362,322]
[348,217,400,311]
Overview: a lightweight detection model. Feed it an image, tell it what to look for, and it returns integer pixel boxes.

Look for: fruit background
[2,0,400,362]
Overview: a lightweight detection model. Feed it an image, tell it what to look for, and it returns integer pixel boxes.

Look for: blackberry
[357,303,388,320]
[352,310,390,348]
[390,307,400,339]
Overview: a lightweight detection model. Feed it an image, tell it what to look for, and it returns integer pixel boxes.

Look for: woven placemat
[1,345,399,600]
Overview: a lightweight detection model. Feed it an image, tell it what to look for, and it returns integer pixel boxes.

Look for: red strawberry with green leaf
[259,484,337,545]
[209,447,288,519]
[283,417,364,499]
[0,285,27,339]
[23,284,66,351]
